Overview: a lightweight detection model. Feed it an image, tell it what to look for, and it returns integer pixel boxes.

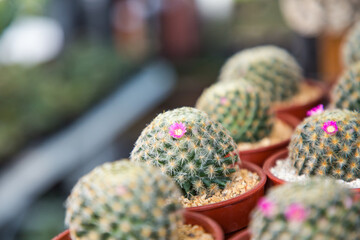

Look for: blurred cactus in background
[196,80,273,143]
[66,160,182,240]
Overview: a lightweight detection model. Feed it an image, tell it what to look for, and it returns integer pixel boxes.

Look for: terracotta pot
[227,229,251,240]
[52,211,224,240]
[239,114,300,167]
[185,161,266,234]
[263,149,360,200]
[274,80,328,121]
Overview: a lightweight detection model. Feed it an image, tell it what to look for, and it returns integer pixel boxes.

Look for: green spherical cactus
[130,107,240,197]
[289,109,360,181]
[196,80,274,143]
[331,62,360,111]
[250,178,360,240]
[343,21,360,67]
[65,160,182,240]
[219,45,302,103]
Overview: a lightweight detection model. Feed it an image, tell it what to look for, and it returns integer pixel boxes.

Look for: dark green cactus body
[66,161,182,240]
[343,21,360,67]
[196,80,273,143]
[219,46,302,102]
[331,62,360,111]
[130,107,240,197]
[0,0,16,34]
[289,109,360,181]
[250,179,360,240]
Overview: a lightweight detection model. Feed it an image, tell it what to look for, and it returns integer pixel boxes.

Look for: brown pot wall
[239,114,300,167]
[185,161,267,234]
[227,229,251,240]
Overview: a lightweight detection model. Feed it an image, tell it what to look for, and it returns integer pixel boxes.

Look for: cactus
[196,80,274,143]
[130,107,240,197]
[331,62,360,111]
[219,45,302,103]
[289,109,360,181]
[343,21,360,67]
[250,178,360,240]
[0,0,16,34]
[65,160,182,240]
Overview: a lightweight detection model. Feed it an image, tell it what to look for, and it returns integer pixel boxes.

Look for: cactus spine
[130,107,240,197]
[289,109,360,181]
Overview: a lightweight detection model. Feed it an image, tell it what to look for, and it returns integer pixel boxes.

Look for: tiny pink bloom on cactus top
[322,121,338,135]
[220,97,228,105]
[116,186,128,196]
[258,197,276,217]
[285,203,308,222]
[169,122,187,139]
[307,104,324,116]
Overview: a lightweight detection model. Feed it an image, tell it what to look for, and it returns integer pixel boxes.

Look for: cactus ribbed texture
[131,107,240,197]
[331,62,360,111]
[250,178,360,240]
[219,45,302,102]
[289,109,360,181]
[196,80,274,143]
[343,21,360,67]
[65,161,182,240]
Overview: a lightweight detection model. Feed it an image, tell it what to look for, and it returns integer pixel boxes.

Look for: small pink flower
[344,197,353,209]
[116,186,128,196]
[322,121,338,135]
[258,197,276,217]
[285,203,308,222]
[307,104,324,116]
[220,97,228,105]
[169,122,187,139]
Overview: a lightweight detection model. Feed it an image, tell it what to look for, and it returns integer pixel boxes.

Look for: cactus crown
[331,62,360,111]
[289,109,360,182]
[343,21,360,67]
[65,160,182,240]
[219,45,302,102]
[250,178,360,240]
[130,107,240,197]
[196,80,274,143]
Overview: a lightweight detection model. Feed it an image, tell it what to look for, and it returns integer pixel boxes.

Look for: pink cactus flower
[285,203,308,222]
[258,197,276,217]
[322,121,338,135]
[307,104,324,116]
[344,197,353,209]
[220,97,228,105]
[169,122,187,139]
[116,186,128,196]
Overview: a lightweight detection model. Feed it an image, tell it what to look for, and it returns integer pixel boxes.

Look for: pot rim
[263,149,360,193]
[228,229,251,240]
[274,79,328,112]
[186,161,266,211]
[263,149,288,185]
[183,211,224,240]
[239,114,299,155]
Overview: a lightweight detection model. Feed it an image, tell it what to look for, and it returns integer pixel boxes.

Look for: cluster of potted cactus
[53,19,360,239]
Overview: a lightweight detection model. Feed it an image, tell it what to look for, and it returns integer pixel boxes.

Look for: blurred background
[0,0,358,239]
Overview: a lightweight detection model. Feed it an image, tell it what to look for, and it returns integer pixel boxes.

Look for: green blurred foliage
[0,43,137,162]
[0,0,17,34]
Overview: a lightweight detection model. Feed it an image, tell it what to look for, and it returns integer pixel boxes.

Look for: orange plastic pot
[227,229,251,240]
[52,211,224,240]
[263,149,360,200]
[185,161,266,234]
[239,114,300,167]
[274,80,328,121]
